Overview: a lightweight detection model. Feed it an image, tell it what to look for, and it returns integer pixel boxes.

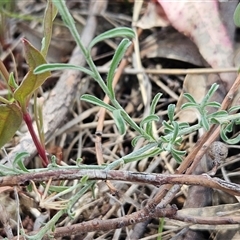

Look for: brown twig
[12,205,177,240]
[1,169,240,196]
[174,214,240,225]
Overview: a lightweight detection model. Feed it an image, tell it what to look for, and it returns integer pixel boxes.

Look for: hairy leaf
[112,109,126,135]
[150,93,162,115]
[81,94,115,112]
[183,93,197,104]
[34,63,95,77]
[89,27,135,49]
[140,114,160,128]
[167,104,175,122]
[13,151,30,172]
[107,38,131,98]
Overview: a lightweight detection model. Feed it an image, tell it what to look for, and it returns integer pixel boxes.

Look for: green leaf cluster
[160,104,188,163]
[182,83,221,131]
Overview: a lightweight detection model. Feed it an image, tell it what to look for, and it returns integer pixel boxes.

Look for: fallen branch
[1,169,240,196]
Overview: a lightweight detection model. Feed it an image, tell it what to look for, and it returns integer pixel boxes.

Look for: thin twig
[96,66,238,75]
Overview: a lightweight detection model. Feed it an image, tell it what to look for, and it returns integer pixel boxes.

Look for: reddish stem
[23,112,49,167]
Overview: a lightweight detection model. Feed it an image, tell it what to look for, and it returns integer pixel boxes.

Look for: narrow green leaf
[208,110,228,120]
[107,38,131,98]
[140,114,160,128]
[0,164,21,176]
[89,27,135,49]
[201,116,210,131]
[229,105,240,113]
[13,151,30,172]
[48,185,68,192]
[34,63,95,77]
[171,147,186,156]
[80,175,89,184]
[0,104,22,148]
[140,114,159,139]
[41,0,58,57]
[120,110,145,136]
[202,83,218,106]
[146,118,159,140]
[53,0,88,58]
[160,136,169,144]
[171,147,186,163]
[163,122,174,135]
[162,120,174,131]
[171,121,179,143]
[220,122,240,144]
[8,72,18,89]
[14,39,51,107]
[150,93,162,115]
[183,93,197,104]
[112,109,126,135]
[204,101,221,108]
[167,104,175,122]
[179,122,190,129]
[210,118,222,124]
[124,147,162,163]
[181,102,198,109]
[174,136,183,146]
[145,124,154,140]
[234,3,240,27]
[158,218,165,240]
[81,94,115,112]
[131,135,143,147]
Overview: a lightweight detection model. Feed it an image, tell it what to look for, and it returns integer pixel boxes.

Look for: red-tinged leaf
[0,104,22,148]
[14,39,51,108]
[154,1,236,89]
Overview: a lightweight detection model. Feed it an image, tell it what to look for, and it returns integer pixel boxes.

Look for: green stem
[54,0,112,97]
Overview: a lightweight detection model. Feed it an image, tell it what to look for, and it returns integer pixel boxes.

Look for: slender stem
[53,1,88,58]
[23,112,48,167]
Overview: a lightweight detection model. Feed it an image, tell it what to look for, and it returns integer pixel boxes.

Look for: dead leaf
[140,28,206,66]
[138,0,237,90]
